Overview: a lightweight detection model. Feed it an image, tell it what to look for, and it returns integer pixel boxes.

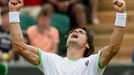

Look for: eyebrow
[77,29,86,33]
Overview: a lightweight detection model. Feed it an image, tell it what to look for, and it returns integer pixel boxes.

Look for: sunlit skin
[9,0,126,69]
[66,29,89,59]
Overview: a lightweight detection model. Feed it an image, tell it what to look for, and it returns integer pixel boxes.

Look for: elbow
[33,58,40,65]
[109,44,121,55]
[110,47,120,55]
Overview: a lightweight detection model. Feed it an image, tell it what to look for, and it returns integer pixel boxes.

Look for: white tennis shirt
[36,49,106,75]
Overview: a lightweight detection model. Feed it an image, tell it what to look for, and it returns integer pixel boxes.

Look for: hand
[9,0,24,12]
[113,0,126,13]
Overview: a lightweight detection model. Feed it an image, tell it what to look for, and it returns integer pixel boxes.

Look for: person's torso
[28,26,56,52]
[42,54,100,75]
[0,26,12,52]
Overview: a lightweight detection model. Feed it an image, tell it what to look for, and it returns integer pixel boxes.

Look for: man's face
[67,29,88,47]
[37,16,50,27]
[2,13,9,27]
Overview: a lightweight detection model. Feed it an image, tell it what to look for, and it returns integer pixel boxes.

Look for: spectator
[80,0,99,25]
[0,0,9,24]
[43,3,54,14]
[0,7,11,53]
[0,7,13,61]
[27,9,59,53]
[44,0,87,29]
[89,0,99,24]
[0,8,23,62]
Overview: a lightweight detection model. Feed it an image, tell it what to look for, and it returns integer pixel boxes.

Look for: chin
[69,38,78,42]
[68,39,83,45]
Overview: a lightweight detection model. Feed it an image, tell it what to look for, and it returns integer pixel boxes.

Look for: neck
[37,25,49,33]
[66,44,85,60]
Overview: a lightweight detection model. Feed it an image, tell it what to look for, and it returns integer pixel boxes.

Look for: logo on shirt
[85,60,89,67]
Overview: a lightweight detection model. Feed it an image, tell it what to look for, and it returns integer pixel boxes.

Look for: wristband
[9,12,20,23]
[115,12,127,27]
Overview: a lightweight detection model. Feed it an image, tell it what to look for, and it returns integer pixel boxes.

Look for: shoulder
[50,26,59,33]
[84,54,99,62]
[40,50,63,59]
[27,25,37,33]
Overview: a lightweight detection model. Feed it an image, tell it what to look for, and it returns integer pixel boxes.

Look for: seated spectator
[0,8,13,61]
[80,0,99,25]
[27,9,59,53]
[44,0,87,29]
[89,0,99,24]
[0,0,9,24]
[0,8,11,53]
[0,8,25,62]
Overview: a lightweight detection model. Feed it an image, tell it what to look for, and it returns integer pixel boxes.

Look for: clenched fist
[113,0,126,13]
[9,0,24,12]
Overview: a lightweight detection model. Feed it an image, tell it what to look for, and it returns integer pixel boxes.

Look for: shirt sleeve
[97,50,106,74]
[87,50,106,75]
[35,48,61,74]
[35,48,52,73]
[34,49,44,73]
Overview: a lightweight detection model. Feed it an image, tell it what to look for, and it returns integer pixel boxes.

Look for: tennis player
[9,0,127,75]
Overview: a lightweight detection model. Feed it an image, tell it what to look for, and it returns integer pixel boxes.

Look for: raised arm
[100,0,127,68]
[9,0,40,65]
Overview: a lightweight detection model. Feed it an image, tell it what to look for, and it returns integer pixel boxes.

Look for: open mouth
[71,34,79,39]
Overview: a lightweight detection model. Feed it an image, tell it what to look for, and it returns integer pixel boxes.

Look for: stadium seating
[88,0,134,64]
[20,14,37,30]
[51,13,70,56]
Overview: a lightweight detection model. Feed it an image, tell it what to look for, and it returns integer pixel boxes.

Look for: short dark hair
[1,7,9,16]
[37,9,51,18]
[67,27,95,57]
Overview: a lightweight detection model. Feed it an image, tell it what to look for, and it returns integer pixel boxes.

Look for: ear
[85,43,89,49]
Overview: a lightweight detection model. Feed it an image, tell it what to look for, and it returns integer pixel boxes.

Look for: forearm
[109,10,127,51]
[100,23,126,68]
[108,27,125,52]
[100,0,127,68]
[10,19,39,64]
[9,0,40,65]
[10,23,24,44]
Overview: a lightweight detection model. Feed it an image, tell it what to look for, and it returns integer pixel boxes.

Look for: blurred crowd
[0,0,100,64]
